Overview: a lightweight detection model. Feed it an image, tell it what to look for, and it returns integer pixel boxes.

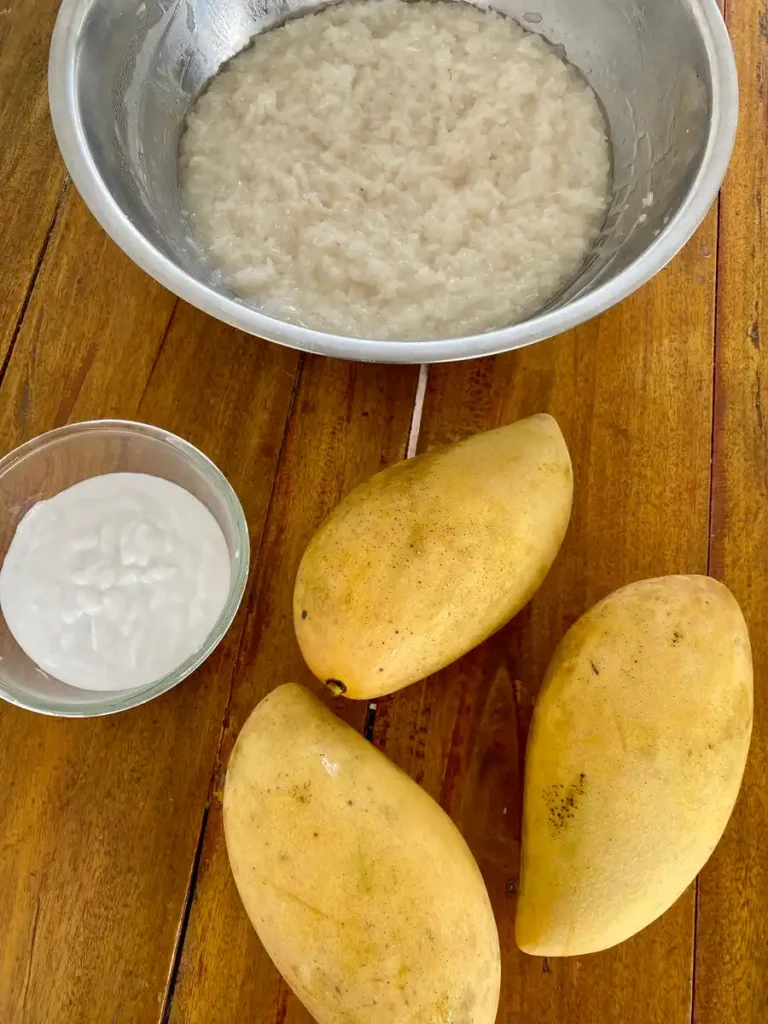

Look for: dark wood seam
[136,299,180,412]
[0,176,71,392]
[697,0,729,1001]
[156,351,306,1023]
[159,808,209,1024]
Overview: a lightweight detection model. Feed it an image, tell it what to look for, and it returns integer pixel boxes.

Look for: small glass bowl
[0,420,249,717]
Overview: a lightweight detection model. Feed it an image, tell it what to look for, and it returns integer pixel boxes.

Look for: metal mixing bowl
[48,0,737,364]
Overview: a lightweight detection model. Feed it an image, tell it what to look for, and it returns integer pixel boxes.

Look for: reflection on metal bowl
[49,0,737,364]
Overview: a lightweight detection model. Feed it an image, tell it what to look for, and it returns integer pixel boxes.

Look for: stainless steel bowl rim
[48,0,738,365]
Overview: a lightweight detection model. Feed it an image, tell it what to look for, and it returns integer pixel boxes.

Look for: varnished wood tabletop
[1,1,765,1021]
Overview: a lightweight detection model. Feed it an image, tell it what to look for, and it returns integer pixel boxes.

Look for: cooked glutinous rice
[180,0,610,341]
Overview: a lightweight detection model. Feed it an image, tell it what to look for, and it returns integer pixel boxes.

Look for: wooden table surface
[1,1,766,1021]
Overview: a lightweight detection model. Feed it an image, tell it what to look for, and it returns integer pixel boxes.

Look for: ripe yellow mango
[224,684,500,1024]
[516,575,753,956]
[294,414,572,699]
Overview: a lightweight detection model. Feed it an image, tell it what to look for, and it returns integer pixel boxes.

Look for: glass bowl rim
[0,418,250,717]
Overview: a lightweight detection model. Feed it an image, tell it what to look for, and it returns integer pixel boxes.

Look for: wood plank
[167,357,420,1024]
[694,1,768,1020]
[371,217,718,1023]
[0,192,300,1020]
[0,194,175,446]
[0,0,68,368]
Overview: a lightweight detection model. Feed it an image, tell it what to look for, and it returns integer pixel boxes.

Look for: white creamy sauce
[0,473,231,691]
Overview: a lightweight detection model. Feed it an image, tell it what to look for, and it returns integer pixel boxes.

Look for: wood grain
[167,357,419,1024]
[372,216,718,1024]
[0,192,301,1020]
[0,0,68,369]
[694,1,768,1020]
[3,1,765,1021]
[0,194,175,446]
